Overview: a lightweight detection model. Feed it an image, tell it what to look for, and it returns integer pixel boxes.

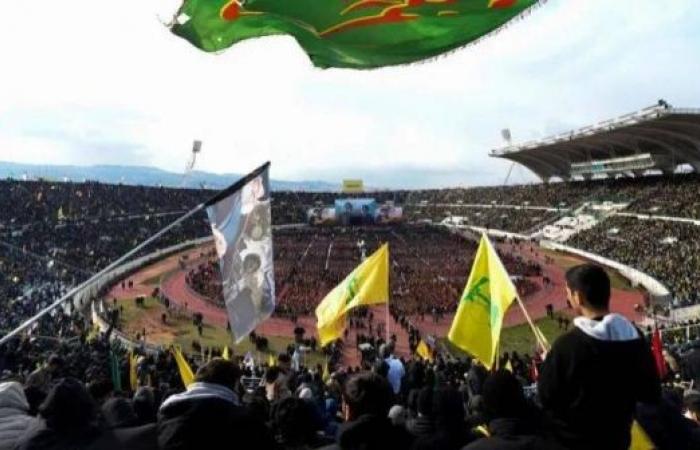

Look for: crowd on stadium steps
[568,216,700,308]
[1,266,700,449]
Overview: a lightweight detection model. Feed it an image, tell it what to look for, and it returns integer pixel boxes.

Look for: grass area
[540,249,636,292]
[118,296,326,366]
[443,315,567,358]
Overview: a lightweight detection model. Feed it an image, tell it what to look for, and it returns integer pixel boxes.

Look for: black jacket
[538,316,661,450]
[461,418,566,450]
[157,392,276,450]
[320,414,413,450]
[683,347,700,388]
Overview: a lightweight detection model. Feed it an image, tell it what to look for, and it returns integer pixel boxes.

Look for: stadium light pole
[0,162,270,346]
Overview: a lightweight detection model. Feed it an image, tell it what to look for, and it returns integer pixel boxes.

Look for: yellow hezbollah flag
[172,347,195,387]
[129,351,138,391]
[448,234,517,369]
[316,243,389,346]
[222,346,231,361]
[416,340,433,362]
[268,353,276,367]
[629,420,655,450]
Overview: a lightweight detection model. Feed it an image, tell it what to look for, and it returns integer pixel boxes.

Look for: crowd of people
[0,265,699,450]
[568,216,700,307]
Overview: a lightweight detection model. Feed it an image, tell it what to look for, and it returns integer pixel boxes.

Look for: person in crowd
[321,372,412,450]
[411,387,474,450]
[463,370,565,450]
[0,382,41,450]
[380,343,405,396]
[538,264,661,450]
[157,358,276,450]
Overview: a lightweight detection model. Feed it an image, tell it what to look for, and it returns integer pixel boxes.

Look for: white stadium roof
[491,101,700,181]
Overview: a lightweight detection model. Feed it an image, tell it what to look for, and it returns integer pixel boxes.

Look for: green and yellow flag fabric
[172,347,195,387]
[416,340,434,362]
[448,234,516,369]
[170,0,540,69]
[316,243,389,346]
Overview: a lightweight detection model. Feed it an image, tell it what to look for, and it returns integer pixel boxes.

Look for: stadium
[1,101,700,447]
[2,1,700,449]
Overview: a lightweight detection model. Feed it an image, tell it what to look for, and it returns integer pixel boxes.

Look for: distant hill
[0,161,339,192]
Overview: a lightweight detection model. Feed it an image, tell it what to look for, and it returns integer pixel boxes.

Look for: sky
[0,0,699,189]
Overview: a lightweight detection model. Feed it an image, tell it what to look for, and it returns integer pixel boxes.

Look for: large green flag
[171,0,540,69]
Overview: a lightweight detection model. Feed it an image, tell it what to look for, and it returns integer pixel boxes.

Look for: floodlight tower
[180,140,202,187]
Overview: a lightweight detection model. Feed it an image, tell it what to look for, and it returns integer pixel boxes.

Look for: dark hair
[417,386,434,416]
[194,358,241,390]
[482,370,527,420]
[272,397,317,445]
[40,377,97,431]
[565,264,611,310]
[343,372,393,419]
[265,366,282,384]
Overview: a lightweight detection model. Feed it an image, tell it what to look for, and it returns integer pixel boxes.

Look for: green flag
[109,350,123,392]
[171,0,540,69]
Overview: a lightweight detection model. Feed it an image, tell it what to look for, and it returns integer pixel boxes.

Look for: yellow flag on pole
[448,234,517,369]
[268,353,276,367]
[629,420,655,450]
[315,243,389,347]
[129,351,138,391]
[222,346,230,361]
[172,347,195,387]
[416,340,434,362]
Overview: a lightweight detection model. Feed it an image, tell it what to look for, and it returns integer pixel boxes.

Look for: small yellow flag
[322,360,331,383]
[504,359,513,373]
[629,420,655,450]
[222,346,230,361]
[129,351,138,391]
[448,234,517,369]
[316,243,389,346]
[172,347,195,387]
[268,353,276,367]
[416,340,433,362]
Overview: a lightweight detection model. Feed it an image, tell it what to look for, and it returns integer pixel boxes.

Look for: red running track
[114,241,647,366]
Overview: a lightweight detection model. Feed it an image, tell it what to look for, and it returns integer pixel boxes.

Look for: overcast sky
[1,0,699,188]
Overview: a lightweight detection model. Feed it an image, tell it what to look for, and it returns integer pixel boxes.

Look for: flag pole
[0,161,270,346]
[515,295,549,353]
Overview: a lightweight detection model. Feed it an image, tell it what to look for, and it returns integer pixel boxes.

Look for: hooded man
[538,264,660,450]
[157,358,275,450]
[0,381,41,450]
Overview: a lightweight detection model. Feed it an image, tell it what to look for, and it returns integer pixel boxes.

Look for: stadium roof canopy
[491,102,700,181]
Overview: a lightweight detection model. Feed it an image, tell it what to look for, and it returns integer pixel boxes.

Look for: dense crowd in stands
[0,265,699,449]
[569,216,700,307]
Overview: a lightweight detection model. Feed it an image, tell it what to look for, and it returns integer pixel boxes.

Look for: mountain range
[0,161,339,192]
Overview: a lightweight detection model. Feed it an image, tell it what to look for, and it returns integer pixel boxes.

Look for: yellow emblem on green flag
[316,243,389,346]
[448,234,517,369]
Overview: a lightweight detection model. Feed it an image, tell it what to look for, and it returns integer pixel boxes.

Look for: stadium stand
[2,171,700,449]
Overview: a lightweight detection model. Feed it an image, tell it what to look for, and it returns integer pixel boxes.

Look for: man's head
[47,354,64,373]
[342,372,394,421]
[482,370,527,422]
[194,358,241,391]
[565,264,611,315]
